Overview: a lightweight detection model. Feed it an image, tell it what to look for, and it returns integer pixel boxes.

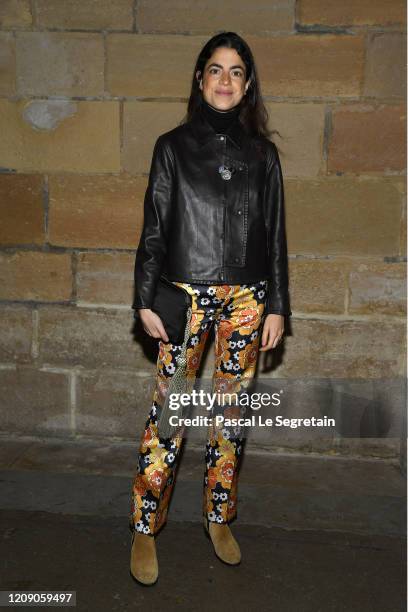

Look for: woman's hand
[138,309,169,343]
[259,313,285,351]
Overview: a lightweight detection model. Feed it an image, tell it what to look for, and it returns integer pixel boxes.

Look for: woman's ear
[196,70,202,89]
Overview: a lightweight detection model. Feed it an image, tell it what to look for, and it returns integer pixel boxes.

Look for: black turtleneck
[201,100,242,134]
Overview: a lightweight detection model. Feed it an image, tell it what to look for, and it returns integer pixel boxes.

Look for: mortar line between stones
[29,0,37,29]
[133,0,138,33]
[344,268,351,315]
[102,30,108,98]
[31,308,39,360]
[43,174,49,242]
[70,371,77,434]
[398,190,406,257]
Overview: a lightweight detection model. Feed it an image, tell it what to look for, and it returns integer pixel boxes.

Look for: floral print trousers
[129,280,268,536]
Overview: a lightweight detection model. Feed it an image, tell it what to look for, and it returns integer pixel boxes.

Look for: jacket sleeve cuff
[132,300,152,310]
[265,308,293,317]
[265,291,292,316]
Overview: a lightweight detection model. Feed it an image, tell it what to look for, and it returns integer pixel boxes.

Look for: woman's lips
[215,91,233,95]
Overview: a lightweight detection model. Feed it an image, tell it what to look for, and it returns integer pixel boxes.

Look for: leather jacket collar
[189,105,250,150]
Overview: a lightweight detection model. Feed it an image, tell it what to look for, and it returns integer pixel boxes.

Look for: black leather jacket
[132,106,292,316]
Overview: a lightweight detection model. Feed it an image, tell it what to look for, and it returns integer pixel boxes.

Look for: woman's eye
[208,68,243,77]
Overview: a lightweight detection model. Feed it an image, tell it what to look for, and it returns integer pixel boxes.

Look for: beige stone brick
[0,174,44,245]
[0,32,15,95]
[270,318,404,378]
[246,34,365,97]
[38,305,146,368]
[76,370,155,437]
[286,178,402,256]
[328,104,406,174]
[0,305,32,363]
[0,366,70,434]
[48,174,145,248]
[35,0,134,31]
[16,31,104,96]
[122,101,186,174]
[76,252,134,305]
[289,258,351,314]
[0,0,32,29]
[364,33,406,99]
[107,34,207,97]
[298,0,406,26]
[0,99,120,172]
[348,262,406,316]
[265,102,325,177]
[137,0,295,34]
[0,251,72,302]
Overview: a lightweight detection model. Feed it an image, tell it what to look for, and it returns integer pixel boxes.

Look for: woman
[129,31,291,585]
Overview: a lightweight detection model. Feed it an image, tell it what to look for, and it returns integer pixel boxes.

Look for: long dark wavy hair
[179,31,280,143]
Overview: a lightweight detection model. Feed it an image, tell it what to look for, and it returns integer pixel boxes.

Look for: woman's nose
[220,72,231,85]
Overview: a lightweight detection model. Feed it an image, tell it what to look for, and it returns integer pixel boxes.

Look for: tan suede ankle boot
[130,531,158,586]
[203,517,241,565]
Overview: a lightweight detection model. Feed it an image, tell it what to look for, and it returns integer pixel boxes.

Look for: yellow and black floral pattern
[130,280,268,536]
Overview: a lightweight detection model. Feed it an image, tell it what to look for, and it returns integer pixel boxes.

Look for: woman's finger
[261,324,270,349]
[259,333,275,351]
[259,330,284,351]
[158,327,169,343]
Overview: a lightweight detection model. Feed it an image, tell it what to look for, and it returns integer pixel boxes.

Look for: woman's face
[197,46,250,111]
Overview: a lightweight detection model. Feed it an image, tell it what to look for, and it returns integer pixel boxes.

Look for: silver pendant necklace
[218,165,233,180]
[205,128,238,181]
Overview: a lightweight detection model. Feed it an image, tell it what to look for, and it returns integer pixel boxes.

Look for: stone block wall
[0,1,406,458]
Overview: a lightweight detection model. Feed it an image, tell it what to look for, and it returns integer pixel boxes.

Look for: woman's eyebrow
[207,62,244,71]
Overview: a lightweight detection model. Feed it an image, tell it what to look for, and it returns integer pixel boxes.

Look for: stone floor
[0,434,406,611]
